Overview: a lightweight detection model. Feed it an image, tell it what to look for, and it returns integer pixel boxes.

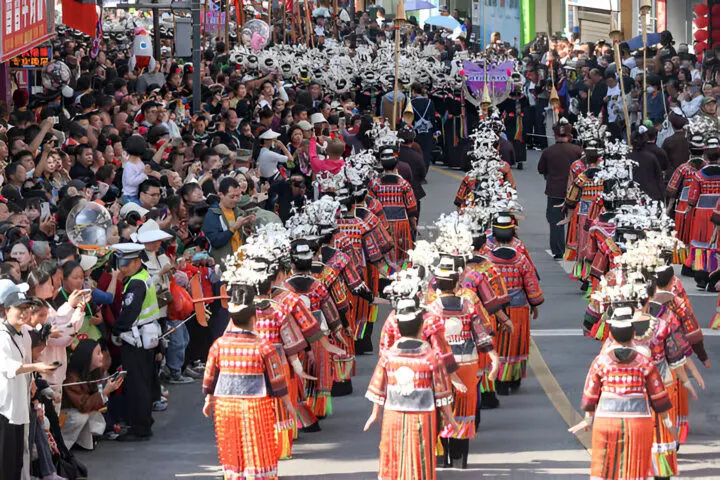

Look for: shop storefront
[0,0,56,105]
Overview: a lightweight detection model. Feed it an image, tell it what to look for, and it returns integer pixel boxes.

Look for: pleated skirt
[439,363,478,439]
[388,218,414,265]
[478,316,498,393]
[274,364,297,459]
[379,410,437,480]
[674,375,689,445]
[496,305,530,382]
[651,382,678,477]
[564,205,580,262]
[304,340,334,417]
[213,396,279,480]
[590,416,654,480]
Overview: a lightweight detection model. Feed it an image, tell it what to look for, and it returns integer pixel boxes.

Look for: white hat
[79,254,98,272]
[120,202,149,220]
[0,279,30,308]
[310,113,327,124]
[111,243,146,265]
[259,129,281,140]
[133,219,174,243]
[297,120,313,131]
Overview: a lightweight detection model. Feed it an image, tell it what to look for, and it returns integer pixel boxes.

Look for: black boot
[681,265,694,277]
[439,438,453,468]
[510,379,522,392]
[495,381,510,396]
[580,280,589,292]
[459,439,470,469]
[301,422,321,433]
[331,380,353,397]
[480,391,500,409]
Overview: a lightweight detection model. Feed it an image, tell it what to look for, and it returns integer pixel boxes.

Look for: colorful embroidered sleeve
[483,264,510,314]
[646,364,672,414]
[565,176,584,208]
[580,357,602,412]
[520,255,544,307]
[403,180,418,217]
[285,292,323,343]
[424,314,459,374]
[365,355,388,405]
[686,171,702,207]
[202,339,220,395]
[278,304,309,357]
[663,313,691,369]
[470,304,495,353]
[666,165,686,197]
[340,255,364,291]
[454,176,475,207]
[379,313,399,353]
[260,339,289,397]
[670,295,705,360]
[321,296,343,334]
[431,351,454,407]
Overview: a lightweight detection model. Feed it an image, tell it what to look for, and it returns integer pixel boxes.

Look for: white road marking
[543,250,717,297]
[532,328,720,337]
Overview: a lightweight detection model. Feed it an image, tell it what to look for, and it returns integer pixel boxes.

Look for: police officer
[112,243,162,442]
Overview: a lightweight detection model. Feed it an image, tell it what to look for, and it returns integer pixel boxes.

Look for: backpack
[413,99,434,134]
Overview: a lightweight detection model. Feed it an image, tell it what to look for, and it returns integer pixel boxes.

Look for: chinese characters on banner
[9,45,51,67]
[1,0,54,62]
[204,12,226,34]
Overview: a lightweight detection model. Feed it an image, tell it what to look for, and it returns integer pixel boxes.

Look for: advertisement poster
[1,0,55,62]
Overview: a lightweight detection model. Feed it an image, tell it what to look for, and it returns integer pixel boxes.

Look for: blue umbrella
[405,0,435,10]
[623,33,662,52]
[424,15,460,30]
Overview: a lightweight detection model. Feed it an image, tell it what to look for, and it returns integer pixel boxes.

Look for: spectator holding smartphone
[62,339,123,450]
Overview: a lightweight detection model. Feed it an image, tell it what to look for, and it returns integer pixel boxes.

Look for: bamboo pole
[391,0,406,130]
[610,15,631,141]
[333,0,338,40]
[225,0,231,47]
[304,0,314,48]
[640,0,651,123]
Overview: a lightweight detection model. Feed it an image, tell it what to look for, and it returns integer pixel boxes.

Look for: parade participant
[485,214,543,395]
[363,297,458,480]
[654,262,707,446]
[306,197,372,396]
[110,243,161,442]
[639,275,698,479]
[368,144,418,265]
[202,284,292,480]
[278,239,347,421]
[458,206,511,409]
[666,133,706,257]
[570,307,674,480]
[564,138,604,289]
[537,117,583,259]
[685,134,720,290]
[222,224,317,459]
[345,160,395,354]
[428,255,499,469]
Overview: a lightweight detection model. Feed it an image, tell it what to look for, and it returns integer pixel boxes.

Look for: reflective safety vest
[123,269,160,327]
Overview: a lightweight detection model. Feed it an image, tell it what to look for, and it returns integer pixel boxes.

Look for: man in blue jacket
[201,177,255,268]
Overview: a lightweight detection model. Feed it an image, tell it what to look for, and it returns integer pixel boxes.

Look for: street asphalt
[76,150,720,479]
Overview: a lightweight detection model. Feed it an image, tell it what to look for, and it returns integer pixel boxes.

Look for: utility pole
[115,0,202,114]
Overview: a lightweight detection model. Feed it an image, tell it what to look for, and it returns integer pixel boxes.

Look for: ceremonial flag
[61,0,100,37]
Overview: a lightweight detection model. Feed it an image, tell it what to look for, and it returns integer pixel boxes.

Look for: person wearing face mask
[698,96,720,131]
[643,75,665,126]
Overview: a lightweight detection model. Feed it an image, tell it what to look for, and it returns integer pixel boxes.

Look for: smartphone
[111,370,127,380]
[40,202,51,220]
[52,361,62,369]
